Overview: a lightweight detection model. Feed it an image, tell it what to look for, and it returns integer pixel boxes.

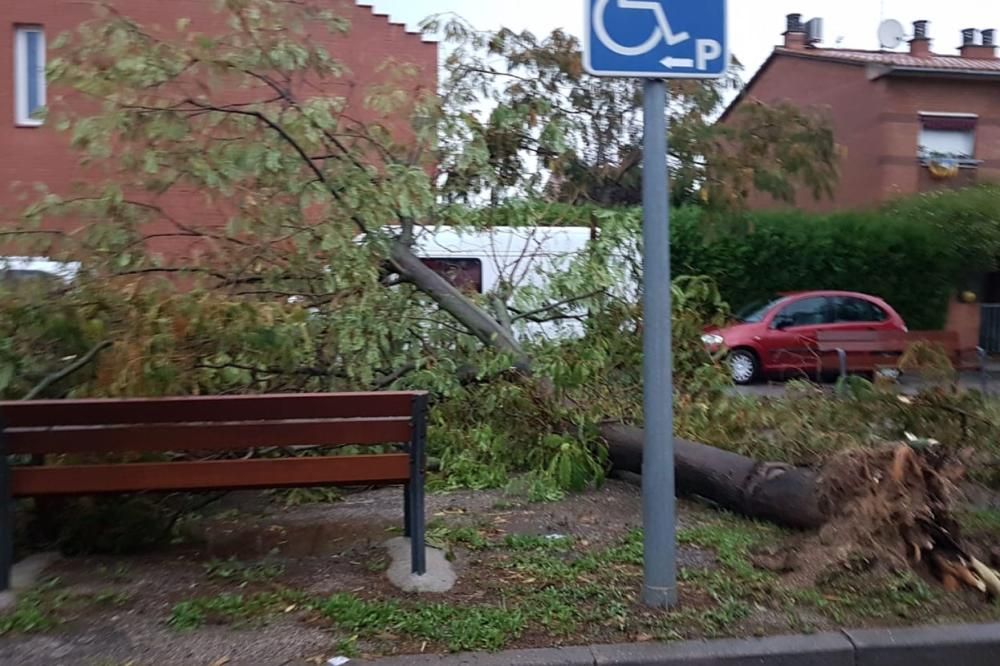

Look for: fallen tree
[604,421,1000,601]
[601,424,825,530]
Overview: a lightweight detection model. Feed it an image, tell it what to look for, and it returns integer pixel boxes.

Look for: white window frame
[917,112,979,166]
[14,26,46,127]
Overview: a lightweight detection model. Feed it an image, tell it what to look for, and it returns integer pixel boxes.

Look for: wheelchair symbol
[593,0,690,56]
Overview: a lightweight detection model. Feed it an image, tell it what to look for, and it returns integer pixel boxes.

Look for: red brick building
[0,1,437,247]
[726,15,1000,213]
[724,15,1000,349]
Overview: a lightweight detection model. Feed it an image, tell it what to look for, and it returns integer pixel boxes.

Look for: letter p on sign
[696,39,722,71]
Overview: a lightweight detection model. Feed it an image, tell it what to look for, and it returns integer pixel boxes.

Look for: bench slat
[0,392,425,428]
[9,455,412,496]
[3,418,411,456]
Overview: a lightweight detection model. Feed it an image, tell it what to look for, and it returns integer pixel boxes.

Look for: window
[773,297,831,328]
[918,114,977,162]
[735,296,789,324]
[15,26,46,126]
[835,297,887,323]
[422,258,483,294]
[0,257,79,283]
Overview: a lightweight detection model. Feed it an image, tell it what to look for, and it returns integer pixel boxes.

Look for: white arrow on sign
[593,0,691,57]
[660,57,694,69]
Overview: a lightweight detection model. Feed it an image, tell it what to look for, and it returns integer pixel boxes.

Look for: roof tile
[775,47,1000,72]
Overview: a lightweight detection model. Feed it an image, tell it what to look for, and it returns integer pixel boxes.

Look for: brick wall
[731,52,1000,211]
[0,0,437,238]
[880,77,1000,199]
[733,55,888,212]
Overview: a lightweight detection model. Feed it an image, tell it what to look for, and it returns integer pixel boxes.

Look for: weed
[425,523,489,552]
[332,635,360,658]
[204,557,285,584]
[92,590,132,607]
[364,554,389,573]
[98,563,131,582]
[503,473,566,503]
[270,487,342,507]
[503,534,573,552]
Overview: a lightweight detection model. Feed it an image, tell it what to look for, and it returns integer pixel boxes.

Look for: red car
[702,291,908,385]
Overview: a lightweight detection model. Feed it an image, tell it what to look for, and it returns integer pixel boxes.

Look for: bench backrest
[0,392,427,497]
[0,392,420,456]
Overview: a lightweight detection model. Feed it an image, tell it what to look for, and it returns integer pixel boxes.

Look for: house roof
[773,47,1000,72]
[721,46,1000,122]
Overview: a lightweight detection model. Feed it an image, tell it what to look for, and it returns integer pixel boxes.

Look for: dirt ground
[1,480,998,666]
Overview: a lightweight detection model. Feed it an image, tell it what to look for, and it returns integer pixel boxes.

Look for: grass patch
[800,569,937,625]
[958,508,1000,537]
[168,591,303,631]
[0,579,134,636]
[318,593,525,652]
[0,580,63,635]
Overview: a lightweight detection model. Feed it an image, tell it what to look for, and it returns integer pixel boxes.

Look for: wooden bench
[0,392,429,590]
[816,330,987,387]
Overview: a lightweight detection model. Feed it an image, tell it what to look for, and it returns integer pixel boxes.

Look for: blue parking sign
[585,0,728,78]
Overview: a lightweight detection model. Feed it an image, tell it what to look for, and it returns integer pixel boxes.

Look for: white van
[412,226,633,340]
[412,226,595,295]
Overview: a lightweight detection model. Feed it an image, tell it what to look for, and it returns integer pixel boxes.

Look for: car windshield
[735,296,788,324]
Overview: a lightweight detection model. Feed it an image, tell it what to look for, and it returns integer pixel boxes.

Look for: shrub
[671,187,1000,330]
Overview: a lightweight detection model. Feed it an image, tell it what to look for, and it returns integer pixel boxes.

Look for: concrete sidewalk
[365,622,1000,665]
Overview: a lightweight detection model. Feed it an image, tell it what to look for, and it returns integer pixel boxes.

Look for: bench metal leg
[0,421,11,591]
[409,395,428,576]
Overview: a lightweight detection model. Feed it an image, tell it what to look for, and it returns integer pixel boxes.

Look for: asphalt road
[730,368,1000,398]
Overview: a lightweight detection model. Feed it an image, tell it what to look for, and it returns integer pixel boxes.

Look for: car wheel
[728,349,759,385]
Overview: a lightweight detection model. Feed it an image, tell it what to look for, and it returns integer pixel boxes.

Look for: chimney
[784,13,807,50]
[910,20,932,57]
[960,28,998,59]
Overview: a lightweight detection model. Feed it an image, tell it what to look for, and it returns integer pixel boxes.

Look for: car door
[830,296,894,333]
[823,296,899,370]
[762,296,834,374]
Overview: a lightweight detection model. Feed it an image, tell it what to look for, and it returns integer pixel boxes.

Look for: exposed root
[793,441,1000,601]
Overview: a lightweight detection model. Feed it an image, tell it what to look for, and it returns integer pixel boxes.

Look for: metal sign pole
[640,78,677,608]
[585,0,726,611]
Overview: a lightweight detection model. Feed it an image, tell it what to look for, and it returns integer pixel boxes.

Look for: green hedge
[670,187,1000,330]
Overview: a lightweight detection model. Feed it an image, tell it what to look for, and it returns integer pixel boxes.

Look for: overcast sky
[367,0,1000,78]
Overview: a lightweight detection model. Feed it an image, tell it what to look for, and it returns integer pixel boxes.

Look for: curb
[365,622,1000,665]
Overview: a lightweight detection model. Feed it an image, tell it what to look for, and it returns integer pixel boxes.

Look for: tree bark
[600,423,827,530]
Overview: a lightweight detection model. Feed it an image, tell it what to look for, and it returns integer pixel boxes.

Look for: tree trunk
[389,241,531,371]
[600,423,826,530]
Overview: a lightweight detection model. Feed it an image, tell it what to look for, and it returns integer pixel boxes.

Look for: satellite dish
[878,19,907,50]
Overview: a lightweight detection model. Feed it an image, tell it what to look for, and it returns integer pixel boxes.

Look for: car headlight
[701,333,724,346]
